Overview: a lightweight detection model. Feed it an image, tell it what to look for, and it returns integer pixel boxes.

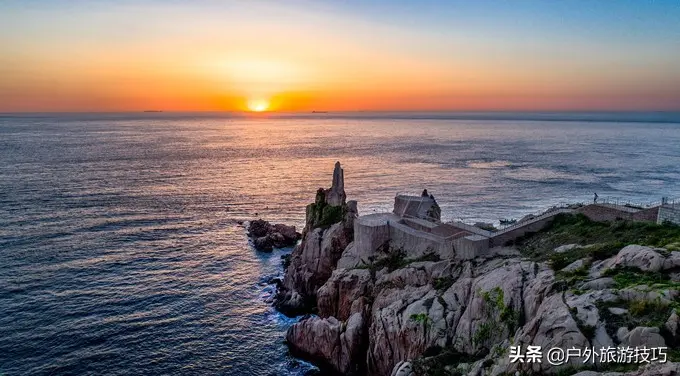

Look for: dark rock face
[247,219,301,252]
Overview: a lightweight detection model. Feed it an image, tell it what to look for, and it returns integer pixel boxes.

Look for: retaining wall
[658,205,680,225]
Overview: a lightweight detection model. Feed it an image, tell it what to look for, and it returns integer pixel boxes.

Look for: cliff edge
[277,163,680,376]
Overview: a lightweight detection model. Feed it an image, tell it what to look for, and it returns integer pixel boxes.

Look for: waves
[1,115,679,375]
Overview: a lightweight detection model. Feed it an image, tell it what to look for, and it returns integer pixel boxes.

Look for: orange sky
[1,1,679,112]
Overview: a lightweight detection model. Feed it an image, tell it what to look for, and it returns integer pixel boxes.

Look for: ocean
[1,112,679,375]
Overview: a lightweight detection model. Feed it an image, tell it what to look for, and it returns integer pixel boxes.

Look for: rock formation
[247,219,301,251]
[274,162,357,316]
[277,163,679,375]
[326,161,347,207]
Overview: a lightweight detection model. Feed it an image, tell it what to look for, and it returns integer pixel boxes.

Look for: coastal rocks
[286,313,365,375]
[561,258,588,273]
[621,326,666,347]
[247,219,301,251]
[275,170,680,375]
[317,268,373,321]
[581,277,615,290]
[663,251,680,270]
[365,259,548,375]
[390,361,414,376]
[275,162,357,316]
[665,310,680,344]
[612,245,665,272]
[554,244,583,253]
[510,294,590,374]
[618,285,679,305]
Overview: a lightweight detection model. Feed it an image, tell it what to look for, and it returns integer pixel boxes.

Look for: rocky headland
[272,162,680,376]
[247,219,301,251]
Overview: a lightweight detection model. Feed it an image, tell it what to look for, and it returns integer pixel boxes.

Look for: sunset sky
[1,1,679,112]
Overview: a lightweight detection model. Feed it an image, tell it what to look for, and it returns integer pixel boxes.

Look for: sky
[1,0,679,112]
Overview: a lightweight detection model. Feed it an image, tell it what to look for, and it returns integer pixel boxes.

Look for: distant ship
[143,110,163,113]
[312,111,328,113]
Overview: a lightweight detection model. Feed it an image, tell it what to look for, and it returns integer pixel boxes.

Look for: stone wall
[658,205,680,225]
[388,221,454,259]
[490,210,569,247]
[577,204,633,222]
[353,214,393,261]
[452,235,489,259]
[577,204,659,223]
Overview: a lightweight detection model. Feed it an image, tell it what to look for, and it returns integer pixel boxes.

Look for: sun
[247,99,270,112]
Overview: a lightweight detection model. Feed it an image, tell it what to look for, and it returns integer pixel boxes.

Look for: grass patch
[305,189,346,229]
[602,266,678,290]
[554,261,591,290]
[432,276,455,291]
[597,298,675,340]
[472,287,520,348]
[410,313,431,326]
[360,244,441,274]
[517,213,680,267]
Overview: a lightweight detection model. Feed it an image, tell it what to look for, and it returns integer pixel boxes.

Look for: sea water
[1,112,679,375]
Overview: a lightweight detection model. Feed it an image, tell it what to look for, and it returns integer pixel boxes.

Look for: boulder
[617,327,630,343]
[608,307,628,316]
[254,236,273,252]
[582,277,615,290]
[664,310,680,344]
[618,285,679,305]
[247,219,301,251]
[612,245,665,272]
[509,294,589,374]
[622,326,666,347]
[561,258,588,273]
[663,251,680,270]
[390,361,414,376]
[248,219,270,237]
[554,244,582,253]
[286,313,365,375]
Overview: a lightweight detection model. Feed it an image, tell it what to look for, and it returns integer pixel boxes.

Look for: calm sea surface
[1,113,680,375]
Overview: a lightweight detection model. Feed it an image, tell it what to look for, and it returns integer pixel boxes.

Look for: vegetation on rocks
[597,298,674,338]
[410,313,431,326]
[602,266,680,290]
[518,213,680,268]
[359,245,441,274]
[306,189,346,229]
[473,287,520,347]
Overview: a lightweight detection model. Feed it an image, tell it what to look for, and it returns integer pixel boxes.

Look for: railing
[596,197,663,209]
[494,208,574,234]
[661,197,680,208]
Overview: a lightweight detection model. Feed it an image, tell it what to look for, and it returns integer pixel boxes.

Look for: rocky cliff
[275,162,357,316]
[277,164,680,375]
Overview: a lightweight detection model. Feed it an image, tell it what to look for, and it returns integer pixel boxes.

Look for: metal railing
[494,208,574,234]
[661,197,680,208]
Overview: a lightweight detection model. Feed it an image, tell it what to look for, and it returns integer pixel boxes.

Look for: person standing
[594,192,599,203]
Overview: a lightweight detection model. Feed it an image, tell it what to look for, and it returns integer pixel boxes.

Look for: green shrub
[319,204,343,227]
[520,213,680,265]
[432,276,455,291]
[603,266,676,289]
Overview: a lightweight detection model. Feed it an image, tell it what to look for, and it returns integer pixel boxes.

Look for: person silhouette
[593,192,599,204]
